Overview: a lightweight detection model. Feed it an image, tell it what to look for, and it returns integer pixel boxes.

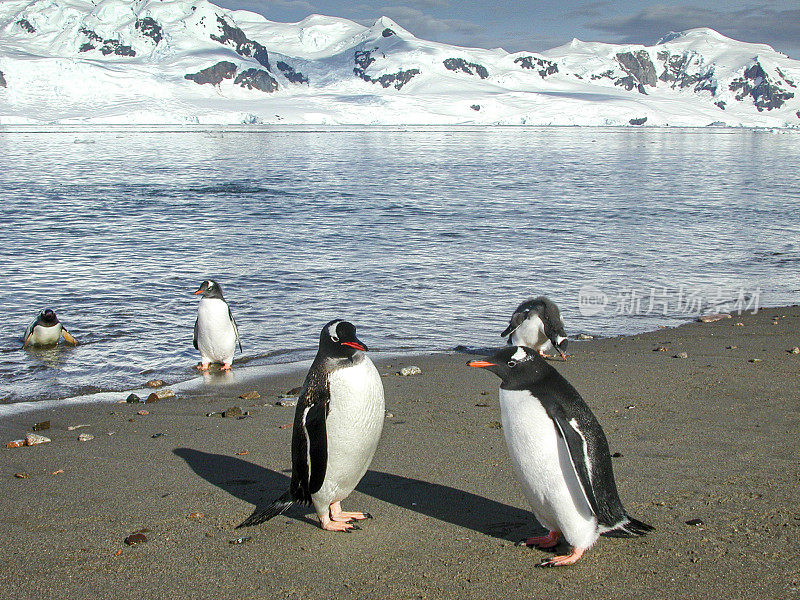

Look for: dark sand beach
[1,307,799,599]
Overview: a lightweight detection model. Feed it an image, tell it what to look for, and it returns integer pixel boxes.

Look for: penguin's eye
[331,334,339,343]
[507,360,517,367]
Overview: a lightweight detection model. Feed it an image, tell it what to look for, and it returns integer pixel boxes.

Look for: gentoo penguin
[237,319,385,531]
[193,280,241,371]
[22,309,78,347]
[501,296,568,360]
[468,346,652,567]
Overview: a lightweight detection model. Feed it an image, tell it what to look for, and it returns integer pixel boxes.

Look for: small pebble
[124,533,147,545]
[749,358,762,363]
[625,405,636,410]
[188,512,203,519]
[236,451,249,456]
[66,424,91,431]
[14,472,30,478]
[685,518,705,527]
[398,366,422,376]
[151,433,164,439]
[278,424,292,429]
[77,433,94,442]
[137,410,149,416]
[611,452,623,458]
[697,314,731,323]
[145,379,164,388]
[145,393,160,403]
[32,421,50,431]
[577,333,594,340]
[488,421,502,429]
[276,398,298,407]
[25,433,51,446]
[789,347,800,354]
[674,352,688,359]
[726,345,737,349]
[52,469,64,475]
[734,322,744,326]
[229,537,252,544]
[285,386,303,396]
[126,394,142,403]
[223,406,243,418]
[206,411,223,417]
[239,391,260,400]
[151,389,175,400]
[6,440,25,448]
[653,346,669,352]
[385,412,394,418]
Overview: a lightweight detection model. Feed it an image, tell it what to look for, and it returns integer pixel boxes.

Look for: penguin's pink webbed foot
[318,514,360,532]
[197,362,210,371]
[221,363,232,371]
[538,547,585,567]
[525,530,561,548]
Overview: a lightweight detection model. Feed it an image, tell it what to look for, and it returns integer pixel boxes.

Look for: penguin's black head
[320,319,368,360]
[552,331,568,359]
[40,309,58,325]
[194,280,224,299]
[468,346,551,388]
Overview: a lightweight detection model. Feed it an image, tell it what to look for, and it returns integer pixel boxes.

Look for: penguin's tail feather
[235,491,294,529]
[602,516,655,538]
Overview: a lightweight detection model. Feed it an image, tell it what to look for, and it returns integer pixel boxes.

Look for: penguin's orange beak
[467,360,496,368]
[193,289,203,295]
[342,341,367,351]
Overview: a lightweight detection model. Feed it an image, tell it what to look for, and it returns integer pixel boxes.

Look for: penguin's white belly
[29,324,62,346]
[196,298,236,363]
[313,357,385,509]
[511,315,550,351]
[499,388,597,549]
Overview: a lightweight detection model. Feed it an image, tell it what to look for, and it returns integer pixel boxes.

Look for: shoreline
[1,306,799,598]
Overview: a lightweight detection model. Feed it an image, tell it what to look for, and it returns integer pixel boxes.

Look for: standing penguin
[468,345,652,566]
[237,319,385,531]
[501,296,568,360]
[23,309,78,347]
[193,280,241,371]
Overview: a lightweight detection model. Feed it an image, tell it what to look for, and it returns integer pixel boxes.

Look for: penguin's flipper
[22,319,37,348]
[501,311,527,338]
[229,307,243,353]
[290,383,329,504]
[61,328,78,345]
[192,318,199,350]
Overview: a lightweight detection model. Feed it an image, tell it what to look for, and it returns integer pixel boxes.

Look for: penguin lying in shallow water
[193,280,241,371]
[23,309,78,347]
[469,345,653,566]
[237,319,385,531]
[502,296,568,360]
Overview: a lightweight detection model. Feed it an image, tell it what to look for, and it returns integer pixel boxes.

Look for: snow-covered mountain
[1,0,799,126]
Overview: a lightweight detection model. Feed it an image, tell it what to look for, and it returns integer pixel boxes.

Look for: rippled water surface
[1,126,799,404]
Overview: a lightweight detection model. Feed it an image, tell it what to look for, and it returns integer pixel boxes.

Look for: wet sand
[1,307,799,599]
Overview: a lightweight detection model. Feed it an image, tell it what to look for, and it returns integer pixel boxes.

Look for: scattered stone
[126,393,142,403]
[150,389,175,401]
[612,452,623,458]
[749,358,762,363]
[206,411,223,418]
[577,333,594,340]
[77,433,94,442]
[276,398,297,407]
[236,451,249,456]
[278,424,292,429]
[67,424,91,431]
[145,379,164,388]
[398,366,422,376]
[488,421,503,429]
[151,433,164,439]
[286,386,303,396]
[685,518,704,527]
[734,322,744,326]
[188,512,203,519]
[25,433,51,446]
[114,549,123,556]
[146,393,160,403]
[788,347,800,354]
[14,472,30,478]
[223,406,243,418]
[625,405,636,410]
[239,391,260,400]
[137,410,150,416]
[124,533,147,545]
[726,345,738,349]
[52,469,64,475]
[475,403,490,407]
[385,412,394,418]
[32,421,50,431]
[698,313,731,323]
[229,536,252,544]
[674,352,688,359]
[654,346,669,352]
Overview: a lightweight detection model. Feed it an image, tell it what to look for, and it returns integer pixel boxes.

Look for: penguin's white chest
[511,315,550,351]
[499,388,597,548]
[196,298,236,363]
[313,357,385,507]
[29,324,62,346]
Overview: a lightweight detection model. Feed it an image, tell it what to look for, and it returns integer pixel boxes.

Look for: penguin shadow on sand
[173,448,542,543]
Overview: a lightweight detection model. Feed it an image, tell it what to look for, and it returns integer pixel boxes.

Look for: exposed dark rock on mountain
[629,117,648,125]
[443,58,488,79]
[514,56,558,77]
[185,61,237,85]
[135,17,163,45]
[210,15,270,70]
[729,62,795,111]
[0,70,6,88]
[616,50,657,93]
[277,61,308,84]
[381,28,395,37]
[657,51,717,94]
[16,19,36,33]
[78,28,136,56]
[353,48,419,89]
[234,68,278,92]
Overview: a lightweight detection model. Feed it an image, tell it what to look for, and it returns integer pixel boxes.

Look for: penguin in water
[237,319,385,532]
[501,296,568,360]
[193,280,241,371]
[468,346,653,567]
[23,309,78,347]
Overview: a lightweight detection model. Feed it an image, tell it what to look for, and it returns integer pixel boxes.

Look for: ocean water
[1,125,799,406]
